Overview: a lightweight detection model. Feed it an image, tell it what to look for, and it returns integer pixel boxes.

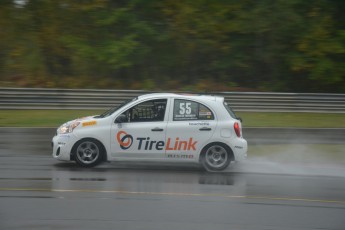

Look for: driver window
[123,99,167,122]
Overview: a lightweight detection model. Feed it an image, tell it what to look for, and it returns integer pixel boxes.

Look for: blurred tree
[0,0,344,92]
[289,0,345,92]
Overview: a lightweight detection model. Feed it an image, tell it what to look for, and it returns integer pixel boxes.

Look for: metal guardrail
[1,87,345,113]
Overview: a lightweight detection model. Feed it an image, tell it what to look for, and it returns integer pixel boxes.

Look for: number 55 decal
[180,102,191,115]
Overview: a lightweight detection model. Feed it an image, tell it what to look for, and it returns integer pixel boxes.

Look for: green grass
[0,110,103,127]
[0,110,345,128]
[236,112,345,128]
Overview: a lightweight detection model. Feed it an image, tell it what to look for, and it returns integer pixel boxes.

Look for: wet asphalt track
[1,129,345,229]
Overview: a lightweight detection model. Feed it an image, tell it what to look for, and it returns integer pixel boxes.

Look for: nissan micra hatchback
[52,93,247,171]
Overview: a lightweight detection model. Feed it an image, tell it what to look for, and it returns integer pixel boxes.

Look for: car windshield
[95,97,137,118]
[223,101,238,119]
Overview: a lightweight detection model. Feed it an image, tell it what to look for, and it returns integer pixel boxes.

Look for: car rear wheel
[201,143,232,171]
[74,139,104,167]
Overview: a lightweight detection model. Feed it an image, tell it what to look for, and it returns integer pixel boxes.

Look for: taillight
[234,122,241,137]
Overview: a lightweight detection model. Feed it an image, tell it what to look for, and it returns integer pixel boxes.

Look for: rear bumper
[232,138,248,161]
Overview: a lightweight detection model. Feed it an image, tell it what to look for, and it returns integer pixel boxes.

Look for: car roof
[138,93,223,102]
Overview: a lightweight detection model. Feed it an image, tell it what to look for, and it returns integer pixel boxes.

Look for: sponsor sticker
[167,154,194,159]
[115,131,197,151]
[116,131,133,150]
[199,111,211,116]
[82,120,97,127]
[189,122,210,126]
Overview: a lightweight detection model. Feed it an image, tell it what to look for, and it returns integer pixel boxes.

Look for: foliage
[0,0,344,92]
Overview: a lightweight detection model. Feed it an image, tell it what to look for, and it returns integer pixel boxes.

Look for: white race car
[52,93,247,171]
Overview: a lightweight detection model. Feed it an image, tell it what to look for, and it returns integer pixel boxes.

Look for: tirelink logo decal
[117,130,198,151]
[116,131,133,150]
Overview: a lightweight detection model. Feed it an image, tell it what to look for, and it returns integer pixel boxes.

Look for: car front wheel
[74,139,104,167]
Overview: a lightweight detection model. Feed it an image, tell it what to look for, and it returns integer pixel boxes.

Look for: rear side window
[223,102,237,119]
[173,99,214,121]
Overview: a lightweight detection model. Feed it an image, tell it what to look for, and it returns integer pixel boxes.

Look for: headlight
[58,122,80,134]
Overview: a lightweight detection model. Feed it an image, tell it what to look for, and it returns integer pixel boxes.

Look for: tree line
[0,0,344,92]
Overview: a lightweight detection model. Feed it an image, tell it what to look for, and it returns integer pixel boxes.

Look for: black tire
[73,139,104,167]
[200,143,233,171]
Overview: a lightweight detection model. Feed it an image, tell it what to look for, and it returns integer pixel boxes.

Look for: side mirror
[115,114,127,123]
[237,117,243,122]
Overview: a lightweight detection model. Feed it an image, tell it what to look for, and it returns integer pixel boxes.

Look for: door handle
[199,127,211,131]
[151,128,164,132]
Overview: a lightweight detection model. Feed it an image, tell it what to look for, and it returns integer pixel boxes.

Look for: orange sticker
[82,120,97,127]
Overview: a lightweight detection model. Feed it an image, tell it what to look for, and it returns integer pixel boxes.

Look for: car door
[110,98,169,159]
[165,98,216,160]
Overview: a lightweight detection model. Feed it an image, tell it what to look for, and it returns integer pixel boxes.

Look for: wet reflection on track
[1,155,345,230]
[1,124,345,230]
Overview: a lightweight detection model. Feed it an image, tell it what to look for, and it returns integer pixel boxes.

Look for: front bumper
[52,134,78,161]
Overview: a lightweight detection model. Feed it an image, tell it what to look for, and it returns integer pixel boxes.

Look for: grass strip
[236,112,345,128]
[0,110,344,128]
[0,110,103,127]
